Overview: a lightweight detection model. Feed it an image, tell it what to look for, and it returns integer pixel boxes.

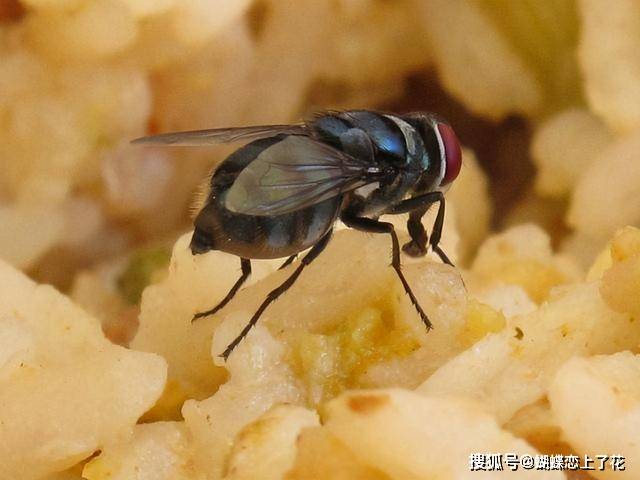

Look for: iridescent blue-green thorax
[311,110,444,218]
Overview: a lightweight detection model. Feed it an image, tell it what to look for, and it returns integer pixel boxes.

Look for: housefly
[132,110,462,359]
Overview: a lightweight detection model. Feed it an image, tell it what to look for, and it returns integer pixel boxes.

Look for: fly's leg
[427,194,454,267]
[192,258,251,322]
[403,206,429,257]
[390,191,454,267]
[221,230,333,360]
[341,213,432,331]
[278,254,297,270]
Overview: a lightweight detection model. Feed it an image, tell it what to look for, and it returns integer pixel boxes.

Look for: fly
[132,110,463,359]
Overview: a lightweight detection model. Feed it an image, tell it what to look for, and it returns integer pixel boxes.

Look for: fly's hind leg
[193,258,251,322]
[220,230,333,360]
[278,254,297,270]
[341,213,432,331]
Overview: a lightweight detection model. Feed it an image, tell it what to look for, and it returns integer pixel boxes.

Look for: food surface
[1,1,640,479]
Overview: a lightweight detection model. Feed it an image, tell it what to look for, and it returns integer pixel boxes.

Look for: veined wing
[224,135,381,216]
[131,124,307,146]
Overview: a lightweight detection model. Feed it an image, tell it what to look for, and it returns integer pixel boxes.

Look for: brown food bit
[347,394,390,414]
[0,0,25,23]
[285,427,390,480]
[246,0,269,41]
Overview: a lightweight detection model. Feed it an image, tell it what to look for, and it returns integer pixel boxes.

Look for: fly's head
[403,112,462,193]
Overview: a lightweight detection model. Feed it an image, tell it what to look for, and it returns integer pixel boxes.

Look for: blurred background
[0,0,638,305]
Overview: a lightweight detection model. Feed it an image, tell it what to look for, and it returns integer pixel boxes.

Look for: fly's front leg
[390,191,454,267]
[341,213,432,331]
[403,206,428,257]
[221,230,332,360]
[193,258,251,322]
[427,193,454,267]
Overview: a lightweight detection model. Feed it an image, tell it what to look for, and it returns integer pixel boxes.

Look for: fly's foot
[191,305,222,323]
[402,240,428,257]
[432,244,455,267]
[407,291,433,331]
[219,345,233,361]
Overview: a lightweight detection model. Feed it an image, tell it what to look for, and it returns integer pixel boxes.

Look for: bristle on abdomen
[189,170,214,218]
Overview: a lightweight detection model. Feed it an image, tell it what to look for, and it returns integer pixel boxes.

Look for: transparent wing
[224,135,380,216]
[131,124,307,146]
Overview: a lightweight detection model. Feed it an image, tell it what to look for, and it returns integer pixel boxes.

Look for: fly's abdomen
[191,136,341,259]
[193,196,340,259]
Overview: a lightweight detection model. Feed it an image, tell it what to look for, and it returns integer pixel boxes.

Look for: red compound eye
[437,123,462,185]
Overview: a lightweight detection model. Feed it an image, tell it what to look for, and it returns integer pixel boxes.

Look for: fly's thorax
[312,110,409,165]
[311,110,430,217]
[348,167,420,217]
[353,181,381,200]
